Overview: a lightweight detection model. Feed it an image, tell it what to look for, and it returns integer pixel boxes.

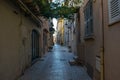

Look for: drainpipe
[101,0,104,80]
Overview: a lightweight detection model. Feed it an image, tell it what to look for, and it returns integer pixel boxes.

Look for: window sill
[84,35,95,41]
[109,19,120,26]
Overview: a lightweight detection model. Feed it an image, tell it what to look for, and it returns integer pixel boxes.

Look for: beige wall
[79,0,120,80]
[103,0,120,80]
[79,0,103,79]
[104,23,120,80]
[93,0,103,80]
[78,1,88,62]
[79,0,95,79]
[0,1,42,80]
[41,18,50,54]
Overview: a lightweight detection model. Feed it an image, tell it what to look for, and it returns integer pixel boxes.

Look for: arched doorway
[31,30,39,61]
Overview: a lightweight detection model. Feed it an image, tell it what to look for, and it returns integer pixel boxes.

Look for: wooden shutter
[108,0,120,24]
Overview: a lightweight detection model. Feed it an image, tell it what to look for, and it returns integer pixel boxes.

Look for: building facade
[78,0,120,80]
[103,0,120,80]
[56,18,64,45]
[0,0,50,80]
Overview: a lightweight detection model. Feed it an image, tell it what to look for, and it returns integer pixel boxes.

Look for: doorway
[31,30,39,61]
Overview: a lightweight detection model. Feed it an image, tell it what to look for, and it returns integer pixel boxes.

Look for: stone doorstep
[69,56,85,66]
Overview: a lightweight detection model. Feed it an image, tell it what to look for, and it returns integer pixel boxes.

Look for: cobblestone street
[18,44,91,80]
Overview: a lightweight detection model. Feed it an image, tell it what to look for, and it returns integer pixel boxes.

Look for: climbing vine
[31,0,83,19]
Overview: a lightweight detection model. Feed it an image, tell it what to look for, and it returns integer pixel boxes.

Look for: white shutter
[108,0,120,24]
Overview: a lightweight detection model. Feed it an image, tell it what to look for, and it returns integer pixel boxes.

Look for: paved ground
[18,44,91,80]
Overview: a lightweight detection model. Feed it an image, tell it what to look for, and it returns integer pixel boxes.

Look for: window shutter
[84,0,93,37]
[108,0,120,24]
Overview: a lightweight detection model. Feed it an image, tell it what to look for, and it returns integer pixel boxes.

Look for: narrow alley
[1,0,120,80]
[18,44,91,80]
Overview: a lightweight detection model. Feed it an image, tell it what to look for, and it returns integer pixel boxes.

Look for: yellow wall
[57,18,64,44]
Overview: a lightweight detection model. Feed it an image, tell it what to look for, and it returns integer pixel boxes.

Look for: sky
[52,0,64,4]
[52,18,57,36]
[52,0,62,36]
[52,18,57,30]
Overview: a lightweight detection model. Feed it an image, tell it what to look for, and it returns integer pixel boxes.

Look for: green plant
[32,0,83,19]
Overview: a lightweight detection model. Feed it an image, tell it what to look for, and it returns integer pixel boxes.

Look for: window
[84,0,93,37]
[108,0,120,24]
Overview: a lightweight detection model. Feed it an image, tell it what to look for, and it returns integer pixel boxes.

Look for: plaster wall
[0,1,41,80]
[103,0,120,80]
